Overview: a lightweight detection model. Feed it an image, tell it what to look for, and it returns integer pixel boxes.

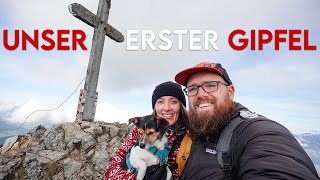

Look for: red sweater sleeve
[104,127,138,180]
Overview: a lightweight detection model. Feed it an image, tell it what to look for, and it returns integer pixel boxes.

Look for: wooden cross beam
[69,0,124,122]
[69,3,124,42]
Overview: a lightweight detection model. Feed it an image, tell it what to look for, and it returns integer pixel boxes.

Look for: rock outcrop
[0,121,133,180]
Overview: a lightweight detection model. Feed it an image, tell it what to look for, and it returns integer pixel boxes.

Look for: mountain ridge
[0,121,131,179]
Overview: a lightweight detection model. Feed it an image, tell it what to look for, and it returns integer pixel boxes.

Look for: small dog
[126,115,172,180]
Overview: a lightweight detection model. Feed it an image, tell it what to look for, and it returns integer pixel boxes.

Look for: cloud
[0,100,51,124]
[2,0,95,29]
[233,60,320,92]
[1,0,319,134]
[95,101,135,124]
[0,98,136,126]
[236,95,320,134]
[0,54,86,90]
[2,0,320,93]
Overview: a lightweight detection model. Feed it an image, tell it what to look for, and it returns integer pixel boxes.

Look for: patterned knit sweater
[104,125,186,180]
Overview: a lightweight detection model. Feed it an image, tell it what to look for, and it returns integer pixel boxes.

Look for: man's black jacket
[182,102,319,180]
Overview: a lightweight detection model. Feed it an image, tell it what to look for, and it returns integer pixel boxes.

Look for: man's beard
[187,95,234,140]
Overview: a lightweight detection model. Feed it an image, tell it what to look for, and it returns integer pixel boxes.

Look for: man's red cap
[175,62,233,86]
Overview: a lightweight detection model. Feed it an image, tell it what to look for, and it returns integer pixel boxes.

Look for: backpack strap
[176,133,192,176]
[216,116,244,178]
[216,110,259,178]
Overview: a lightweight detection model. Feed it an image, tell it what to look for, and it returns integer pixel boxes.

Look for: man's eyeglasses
[183,81,229,97]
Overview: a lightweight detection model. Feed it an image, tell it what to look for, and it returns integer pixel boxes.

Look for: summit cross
[69,0,124,122]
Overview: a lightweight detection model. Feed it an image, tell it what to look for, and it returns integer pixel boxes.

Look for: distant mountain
[0,135,13,144]
[0,117,52,141]
[294,133,320,175]
[0,118,29,139]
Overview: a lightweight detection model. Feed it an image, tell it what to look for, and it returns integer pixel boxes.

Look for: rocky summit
[0,121,133,180]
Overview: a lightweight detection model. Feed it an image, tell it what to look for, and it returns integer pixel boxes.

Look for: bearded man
[175,62,319,180]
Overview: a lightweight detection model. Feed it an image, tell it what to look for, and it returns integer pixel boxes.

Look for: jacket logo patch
[240,110,258,118]
[205,148,217,154]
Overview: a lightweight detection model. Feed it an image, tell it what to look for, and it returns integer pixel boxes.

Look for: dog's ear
[155,116,169,131]
[128,117,141,127]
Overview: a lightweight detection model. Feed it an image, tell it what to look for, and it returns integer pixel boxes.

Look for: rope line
[0,76,86,132]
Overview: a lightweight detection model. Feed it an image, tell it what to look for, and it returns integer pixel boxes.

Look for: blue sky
[0,0,319,134]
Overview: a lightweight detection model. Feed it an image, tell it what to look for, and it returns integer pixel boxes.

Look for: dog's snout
[139,135,146,149]
[139,143,146,149]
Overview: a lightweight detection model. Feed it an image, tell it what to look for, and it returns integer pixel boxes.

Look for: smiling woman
[153,96,181,126]
[104,81,188,180]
